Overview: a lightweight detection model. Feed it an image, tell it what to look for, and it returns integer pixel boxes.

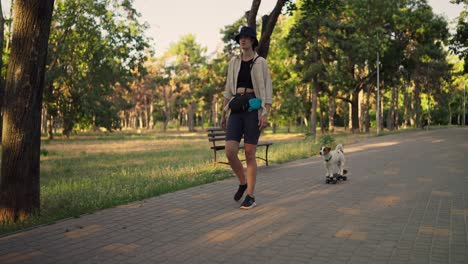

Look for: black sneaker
[240,195,256,209]
[234,184,247,201]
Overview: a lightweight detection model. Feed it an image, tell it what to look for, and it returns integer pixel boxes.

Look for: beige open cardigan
[223,53,273,118]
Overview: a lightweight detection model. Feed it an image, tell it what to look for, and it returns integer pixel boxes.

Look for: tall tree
[247,0,293,58]
[0,0,55,222]
[330,0,393,133]
[400,1,449,127]
[450,0,468,73]
[289,0,340,139]
[167,34,206,132]
[44,0,149,137]
[267,16,302,133]
[0,2,4,140]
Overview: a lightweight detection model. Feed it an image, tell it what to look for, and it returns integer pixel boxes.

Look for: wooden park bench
[207,127,273,166]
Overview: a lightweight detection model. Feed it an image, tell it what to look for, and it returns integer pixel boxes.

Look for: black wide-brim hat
[235,26,259,46]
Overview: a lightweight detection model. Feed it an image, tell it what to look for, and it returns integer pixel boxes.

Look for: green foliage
[450,0,468,72]
[319,134,335,147]
[1,0,457,135]
[220,16,246,55]
[164,34,207,131]
[40,149,49,156]
[44,0,150,135]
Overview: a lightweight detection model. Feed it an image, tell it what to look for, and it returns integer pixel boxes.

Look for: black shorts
[226,94,261,145]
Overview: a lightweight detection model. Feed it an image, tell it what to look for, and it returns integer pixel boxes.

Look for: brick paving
[0,128,467,264]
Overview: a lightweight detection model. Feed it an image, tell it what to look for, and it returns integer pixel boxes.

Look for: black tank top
[236,59,254,89]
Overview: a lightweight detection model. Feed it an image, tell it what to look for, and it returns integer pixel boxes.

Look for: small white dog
[319,144,347,179]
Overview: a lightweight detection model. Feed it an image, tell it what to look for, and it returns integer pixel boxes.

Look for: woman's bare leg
[225,140,246,184]
[244,143,257,196]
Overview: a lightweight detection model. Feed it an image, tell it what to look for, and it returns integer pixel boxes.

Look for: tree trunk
[351,90,360,133]
[310,82,318,142]
[130,115,134,128]
[379,89,384,131]
[132,111,137,128]
[448,105,452,126]
[122,111,126,129]
[41,107,47,135]
[149,101,154,129]
[143,95,149,129]
[163,117,168,132]
[163,85,170,132]
[125,112,130,129]
[63,113,74,138]
[0,2,4,141]
[359,89,364,132]
[246,0,261,29]
[92,116,100,132]
[0,0,55,222]
[144,108,149,129]
[201,112,205,130]
[47,114,53,140]
[138,114,143,129]
[388,81,396,130]
[348,103,352,130]
[211,94,218,127]
[188,102,195,132]
[254,0,288,59]
[320,111,325,134]
[404,82,411,128]
[412,80,422,127]
[181,110,186,129]
[328,96,335,133]
[395,84,399,130]
[364,85,371,133]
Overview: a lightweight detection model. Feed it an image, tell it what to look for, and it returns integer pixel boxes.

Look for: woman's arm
[263,60,273,109]
[259,103,271,130]
[222,58,235,129]
[258,59,272,130]
[221,97,230,129]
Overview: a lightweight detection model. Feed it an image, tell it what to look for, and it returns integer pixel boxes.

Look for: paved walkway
[0,128,467,264]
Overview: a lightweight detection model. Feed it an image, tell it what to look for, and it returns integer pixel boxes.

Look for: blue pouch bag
[248,98,262,112]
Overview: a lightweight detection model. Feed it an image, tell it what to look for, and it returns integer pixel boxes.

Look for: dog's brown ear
[325,147,331,152]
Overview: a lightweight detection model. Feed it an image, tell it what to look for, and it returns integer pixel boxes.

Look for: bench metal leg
[213,149,217,165]
[265,145,270,166]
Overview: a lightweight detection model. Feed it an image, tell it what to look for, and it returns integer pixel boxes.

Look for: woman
[221,26,273,209]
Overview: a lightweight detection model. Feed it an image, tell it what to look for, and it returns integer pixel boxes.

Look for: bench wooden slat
[207,127,225,132]
[210,146,226,151]
[207,132,227,137]
[208,137,226,142]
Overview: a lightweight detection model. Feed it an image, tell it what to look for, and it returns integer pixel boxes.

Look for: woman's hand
[258,114,268,130]
[221,115,227,129]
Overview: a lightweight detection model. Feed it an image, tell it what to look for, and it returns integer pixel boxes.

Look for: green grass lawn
[0,126,427,235]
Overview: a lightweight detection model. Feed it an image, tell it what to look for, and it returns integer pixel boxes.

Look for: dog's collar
[324,154,332,162]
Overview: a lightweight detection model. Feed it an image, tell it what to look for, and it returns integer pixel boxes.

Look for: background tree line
[123,0,467,142]
[1,0,465,141]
